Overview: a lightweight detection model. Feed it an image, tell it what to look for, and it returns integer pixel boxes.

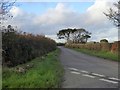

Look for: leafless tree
[104,0,120,27]
[0,0,16,64]
[0,0,16,25]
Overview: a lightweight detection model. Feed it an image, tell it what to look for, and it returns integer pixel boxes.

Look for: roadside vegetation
[1,2,64,88]
[2,25,64,88]
[2,25,56,67]
[3,49,64,88]
[65,39,119,62]
[73,48,118,61]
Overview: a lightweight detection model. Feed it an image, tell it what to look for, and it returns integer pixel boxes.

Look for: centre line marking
[92,73,105,77]
[80,70,89,73]
[109,77,120,81]
[71,71,80,74]
[82,74,95,78]
[99,79,118,84]
[68,68,79,71]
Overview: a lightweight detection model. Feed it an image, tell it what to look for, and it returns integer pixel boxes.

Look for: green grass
[2,49,64,88]
[72,48,119,62]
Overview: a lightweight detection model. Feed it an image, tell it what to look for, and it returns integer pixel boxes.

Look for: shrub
[101,43,111,51]
[100,39,108,43]
[111,41,120,53]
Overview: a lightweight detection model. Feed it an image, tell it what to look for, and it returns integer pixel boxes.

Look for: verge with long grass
[73,48,119,61]
[2,49,64,88]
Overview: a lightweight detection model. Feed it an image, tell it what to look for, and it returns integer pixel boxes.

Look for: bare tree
[0,0,16,67]
[0,0,16,24]
[104,0,120,27]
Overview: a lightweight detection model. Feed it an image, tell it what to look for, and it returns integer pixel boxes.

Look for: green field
[73,48,119,62]
[2,49,64,88]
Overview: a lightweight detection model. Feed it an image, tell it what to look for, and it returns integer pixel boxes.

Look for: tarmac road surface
[58,46,119,88]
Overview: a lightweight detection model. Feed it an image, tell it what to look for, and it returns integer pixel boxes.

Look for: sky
[5,0,118,43]
[17,2,94,14]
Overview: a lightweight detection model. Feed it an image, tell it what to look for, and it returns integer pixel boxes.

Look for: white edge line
[71,71,80,74]
[99,79,118,84]
[82,74,95,78]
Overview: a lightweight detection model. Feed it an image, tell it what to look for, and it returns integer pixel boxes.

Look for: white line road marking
[109,77,120,81]
[99,79,118,84]
[82,74,95,78]
[80,70,89,73]
[68,68,79,71]
[68,67,119,83]
[92,73,105,77]
[71,71,80,74]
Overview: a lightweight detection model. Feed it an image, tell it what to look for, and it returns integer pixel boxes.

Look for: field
[2,49,64,88]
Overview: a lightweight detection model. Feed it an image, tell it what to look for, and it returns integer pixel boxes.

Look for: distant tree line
[57,28,91,44]
[2,25,56,67]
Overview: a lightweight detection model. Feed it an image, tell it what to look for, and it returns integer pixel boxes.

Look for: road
[58,46,119,88]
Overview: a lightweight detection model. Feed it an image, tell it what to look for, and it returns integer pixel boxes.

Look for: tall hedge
[2,25,56,67]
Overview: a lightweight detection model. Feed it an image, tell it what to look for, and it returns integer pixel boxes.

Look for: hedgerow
[2,25,56,67]
[65,41,119,54]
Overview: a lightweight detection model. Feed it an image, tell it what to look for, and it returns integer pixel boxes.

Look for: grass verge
[2,49,64,88]
[72,48,119,62]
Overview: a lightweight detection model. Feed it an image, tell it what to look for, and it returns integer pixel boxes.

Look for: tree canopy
[100,39,108,43]
[57,28,91,43]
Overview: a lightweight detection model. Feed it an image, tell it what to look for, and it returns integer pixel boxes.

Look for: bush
[100,39,108,43]
[111,41,120,53]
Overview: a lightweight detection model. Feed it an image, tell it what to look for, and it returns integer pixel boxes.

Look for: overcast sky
[6,0,118,43]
